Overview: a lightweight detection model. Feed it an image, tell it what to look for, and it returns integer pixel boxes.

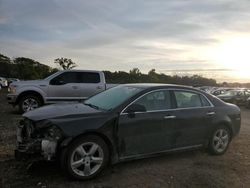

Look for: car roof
[60,70,103,73]
[122,83,197,90]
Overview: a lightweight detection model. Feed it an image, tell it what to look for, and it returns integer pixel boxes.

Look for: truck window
[79,72,100,83]
[50,72,78,85]
[50,72,101,85]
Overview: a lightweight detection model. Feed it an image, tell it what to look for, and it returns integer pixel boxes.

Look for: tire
[61,135,109,180]
[208,125,231,155]
[18,94,42,113]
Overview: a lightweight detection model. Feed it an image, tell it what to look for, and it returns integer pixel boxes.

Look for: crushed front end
[15,118,63,161]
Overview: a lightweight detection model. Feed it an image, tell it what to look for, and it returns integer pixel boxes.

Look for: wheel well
[65,132,114,159]
[217,122,233,139]
[17,90,44,104]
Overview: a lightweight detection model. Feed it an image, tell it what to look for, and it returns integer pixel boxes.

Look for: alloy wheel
[22,98,39,112]
[212,129,229,153]
[70,142,104,177]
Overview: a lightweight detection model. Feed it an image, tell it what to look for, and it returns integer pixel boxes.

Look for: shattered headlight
[46,125,63,140]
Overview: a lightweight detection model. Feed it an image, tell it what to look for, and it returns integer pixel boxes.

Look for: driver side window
[50,72,78,85]
[133,90,171,111]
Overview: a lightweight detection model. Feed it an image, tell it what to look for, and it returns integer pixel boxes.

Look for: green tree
[13,57,52,79]
[0,54,13,78]
[129,68,141,75]
[54,57,77,70]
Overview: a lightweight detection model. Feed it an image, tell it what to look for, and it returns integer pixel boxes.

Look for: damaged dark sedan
[15,84,241,180]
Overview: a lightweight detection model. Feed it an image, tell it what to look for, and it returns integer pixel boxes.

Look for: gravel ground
[0,88,250,188]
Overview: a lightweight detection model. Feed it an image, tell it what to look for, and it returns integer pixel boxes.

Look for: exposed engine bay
[15,118,62,161]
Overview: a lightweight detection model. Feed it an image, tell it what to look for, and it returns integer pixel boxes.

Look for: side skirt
[118,144,203,162]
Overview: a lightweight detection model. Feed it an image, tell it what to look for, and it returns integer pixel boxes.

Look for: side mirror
[125,103,146,113]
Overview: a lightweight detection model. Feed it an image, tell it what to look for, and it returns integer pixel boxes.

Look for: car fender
[16,86,47,102]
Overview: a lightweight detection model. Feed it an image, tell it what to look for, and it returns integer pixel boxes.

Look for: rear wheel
[61,135,109,180]
[18,95,42,113]
[208,126,231,155]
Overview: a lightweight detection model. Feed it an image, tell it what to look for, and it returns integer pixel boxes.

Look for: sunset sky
[0,0,250,82]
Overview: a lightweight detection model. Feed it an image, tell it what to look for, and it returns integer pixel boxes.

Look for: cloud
[1,0,250,82]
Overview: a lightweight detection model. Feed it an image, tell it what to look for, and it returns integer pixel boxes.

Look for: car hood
[23,103,102,121]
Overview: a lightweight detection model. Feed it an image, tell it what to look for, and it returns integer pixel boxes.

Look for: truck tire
[18,94,42,113]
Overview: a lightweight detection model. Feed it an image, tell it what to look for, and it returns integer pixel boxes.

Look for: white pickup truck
[7,70,117,113]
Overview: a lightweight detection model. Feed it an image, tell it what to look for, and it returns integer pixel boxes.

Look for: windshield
[44,71,61,80]
[84,85,144,110]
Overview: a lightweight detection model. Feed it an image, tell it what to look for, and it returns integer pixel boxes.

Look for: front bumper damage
[15,120,58,161]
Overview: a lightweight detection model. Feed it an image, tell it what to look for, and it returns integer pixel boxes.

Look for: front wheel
[208,126,231,155]
[62,135,109,180]
[18,95,42,113]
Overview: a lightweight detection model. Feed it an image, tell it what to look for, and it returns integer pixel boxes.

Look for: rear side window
[200,95,211,106]
[133,90,171,111]
[79,72,100,83]
[174,91,202,108]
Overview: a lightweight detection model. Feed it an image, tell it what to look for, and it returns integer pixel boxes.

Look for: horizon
[1,0,250,83]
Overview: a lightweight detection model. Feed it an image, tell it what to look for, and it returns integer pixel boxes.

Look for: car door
[77,72,105,99]
[47,72,82,102]
[170,90,215,148]
[118,90,176,158]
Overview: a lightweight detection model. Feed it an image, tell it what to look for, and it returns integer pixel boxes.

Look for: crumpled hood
[23,103,101,121]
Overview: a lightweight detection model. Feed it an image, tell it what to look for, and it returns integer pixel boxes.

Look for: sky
[0,0,250,82]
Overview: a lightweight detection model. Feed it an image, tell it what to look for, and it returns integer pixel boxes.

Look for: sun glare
[211,36,250,80]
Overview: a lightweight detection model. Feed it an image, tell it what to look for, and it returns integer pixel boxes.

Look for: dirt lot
[0,88,250,188]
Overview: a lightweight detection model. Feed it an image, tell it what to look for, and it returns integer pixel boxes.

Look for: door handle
[164,115,176,119]
[97,86,103,89]
[72,86,78,89]
[206,112,215,116]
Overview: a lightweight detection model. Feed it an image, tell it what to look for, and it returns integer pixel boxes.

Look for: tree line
[1,52,248,87]
[104,68,217,86]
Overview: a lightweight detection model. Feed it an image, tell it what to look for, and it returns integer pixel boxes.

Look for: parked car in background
[211,88,232,96]
[0,77,8,88]
[247,97,250,108]
[7,70,117,113]
[217,89,250,106]
[197,86,217,93]
[15,84,241,180]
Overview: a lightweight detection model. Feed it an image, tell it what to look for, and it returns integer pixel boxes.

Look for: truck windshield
[43,71,61,80]
[84,85,143,111]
